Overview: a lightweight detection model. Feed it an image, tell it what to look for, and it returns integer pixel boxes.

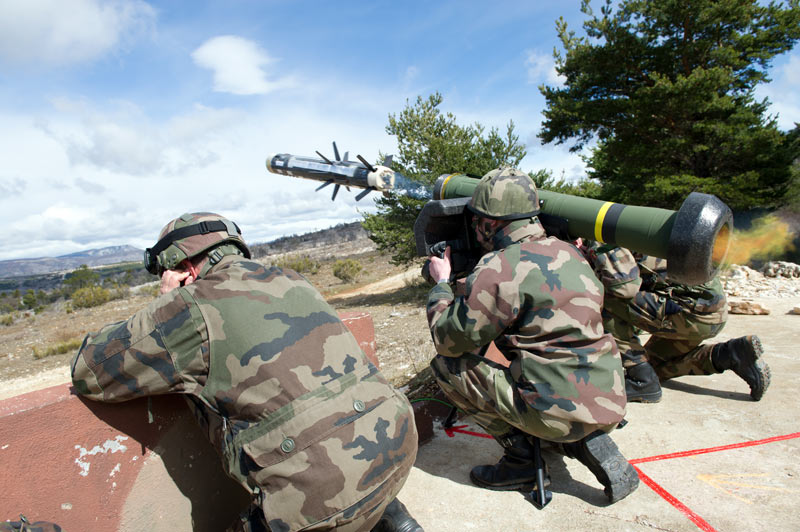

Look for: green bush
[332,259,363,283]
[33,338,83,359]
[275,255,320,274]
[72,285,111,309]
[1,313,14,326]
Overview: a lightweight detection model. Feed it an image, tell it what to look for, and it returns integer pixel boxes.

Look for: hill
[0,245,142,279]
[0,222,370,282]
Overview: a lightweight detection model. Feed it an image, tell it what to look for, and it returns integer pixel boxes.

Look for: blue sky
[0,0,798,262]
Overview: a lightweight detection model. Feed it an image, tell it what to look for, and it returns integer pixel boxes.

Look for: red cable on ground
[632,466,717,532]
[630,431,800,531]
[630,431,800,464]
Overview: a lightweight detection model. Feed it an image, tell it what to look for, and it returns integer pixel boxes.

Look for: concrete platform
[398,297,800,532]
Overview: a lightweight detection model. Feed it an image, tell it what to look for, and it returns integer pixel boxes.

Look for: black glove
[664,299,682,315]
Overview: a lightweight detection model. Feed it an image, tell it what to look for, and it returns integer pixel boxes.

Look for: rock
[728,300,771,315]
[760,261,800,278]
[790,306,800,315]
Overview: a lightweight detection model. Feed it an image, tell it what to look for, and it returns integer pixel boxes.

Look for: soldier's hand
[428,246,452,283]
[160,269,192,294]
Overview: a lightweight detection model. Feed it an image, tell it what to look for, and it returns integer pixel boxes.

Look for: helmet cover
[144,212,250,275]
[467,167,540,220]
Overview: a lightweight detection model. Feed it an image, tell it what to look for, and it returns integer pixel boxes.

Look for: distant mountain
[0,245,143,279]
[0,221,373,280]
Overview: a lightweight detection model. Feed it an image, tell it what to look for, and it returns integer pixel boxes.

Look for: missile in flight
[266,142,395,201]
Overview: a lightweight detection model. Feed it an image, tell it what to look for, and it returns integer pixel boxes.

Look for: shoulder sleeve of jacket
[426,251,519,357]
[71,288,204,402]
[593,246,642,299]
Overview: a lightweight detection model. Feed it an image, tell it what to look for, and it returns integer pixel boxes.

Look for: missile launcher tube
[431,173,732,285]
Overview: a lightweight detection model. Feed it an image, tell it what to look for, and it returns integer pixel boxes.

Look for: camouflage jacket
[72,255,417,532]
[427,219,626,426]
[637,255,727,318]
[580,242,642,300]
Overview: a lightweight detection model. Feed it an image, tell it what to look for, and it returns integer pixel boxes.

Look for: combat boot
[560,430,639,503]
[711,335,771,401]
[371,499,424,532]
[625,361,662,403]
[469,431,551,491]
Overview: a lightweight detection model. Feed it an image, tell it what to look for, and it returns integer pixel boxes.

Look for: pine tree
[539,0,800,210]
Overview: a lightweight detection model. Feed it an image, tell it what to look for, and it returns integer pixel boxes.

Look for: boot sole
[580,434,640,503]
[626,391,662,403]
[468,471,551,492]
[738,336,770,401]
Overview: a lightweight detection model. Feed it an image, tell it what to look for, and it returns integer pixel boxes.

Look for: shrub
[275,255,321,274]
[33,338,83,359]
[140,283,161,298]
[106,282,130,301]
[1,313,14,326]
[332,259,363,283]
[72,285,111,309]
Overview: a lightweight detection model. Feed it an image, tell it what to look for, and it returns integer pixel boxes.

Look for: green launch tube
[424,173,733,285]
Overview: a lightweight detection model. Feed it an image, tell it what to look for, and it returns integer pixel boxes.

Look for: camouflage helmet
[143,212,250,275]
[467,167,540,220]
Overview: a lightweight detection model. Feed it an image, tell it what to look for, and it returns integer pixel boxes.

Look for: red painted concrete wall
[0,311,377,532]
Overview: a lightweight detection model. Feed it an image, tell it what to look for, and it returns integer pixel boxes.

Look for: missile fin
[331,184,341,201]
[355,187,374,201]
[383,154,393,167]
[316,150,333,165]
[343,151,349,162]
[316,180,333,191]
[332,142,341,162]
[357,154,377,173]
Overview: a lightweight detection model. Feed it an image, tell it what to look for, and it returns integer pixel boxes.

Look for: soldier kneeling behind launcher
[425,168,639,504]
[579,242,770,403]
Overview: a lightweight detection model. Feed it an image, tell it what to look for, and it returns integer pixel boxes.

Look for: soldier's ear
[185,260,201,281]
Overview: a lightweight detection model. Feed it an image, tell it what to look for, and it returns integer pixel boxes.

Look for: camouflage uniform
[72,254,417,532]
[607,255,728,379]
[427,217,627,443]
[579,242,646,370]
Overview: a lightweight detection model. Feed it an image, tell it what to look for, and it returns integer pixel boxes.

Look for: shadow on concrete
[661,379,751,401]
[76,392,251,531]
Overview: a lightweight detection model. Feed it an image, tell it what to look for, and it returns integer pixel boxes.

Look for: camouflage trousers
[226,470,404,532]
[430,353,615,443]
[603,293,727,379]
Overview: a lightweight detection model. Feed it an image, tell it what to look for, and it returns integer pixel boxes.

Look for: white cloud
[754,51,800,130]
[779,54,800,85]
[525,50,562,86]
[0,177,26,198]
[0,0,156,66]
[191,35,294,95]
[404,66,420,86]
[0,81,398,261]
[39,100,244,176]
